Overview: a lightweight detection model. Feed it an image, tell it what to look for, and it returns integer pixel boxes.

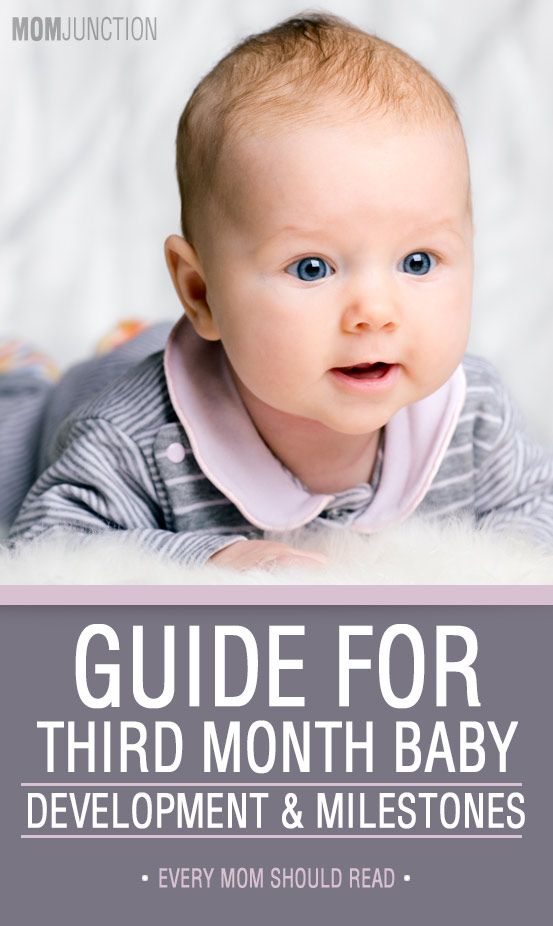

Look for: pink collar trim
[164,317,467,533]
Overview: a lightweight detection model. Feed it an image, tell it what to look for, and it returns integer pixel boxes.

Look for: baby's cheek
[424,319,468,380]
[254,324,300,364]
[229,329,293,388]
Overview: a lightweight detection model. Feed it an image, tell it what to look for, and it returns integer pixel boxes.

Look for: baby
[4,13,553,568]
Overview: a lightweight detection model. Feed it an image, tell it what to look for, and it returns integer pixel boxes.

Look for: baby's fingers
[260,548,328,570]
[281,549,327,567]
[209,540,327,571]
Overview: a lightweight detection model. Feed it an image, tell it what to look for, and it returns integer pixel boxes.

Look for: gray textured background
[2,0,552,444]
[0,604,550,924]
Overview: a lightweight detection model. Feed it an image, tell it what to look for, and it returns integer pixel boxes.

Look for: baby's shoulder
[64,350,177,440]
[459,353,519,452]
[462,353,506,394]
[461,353,512,411]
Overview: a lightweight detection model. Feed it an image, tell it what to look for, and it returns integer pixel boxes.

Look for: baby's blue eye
[287,257,333,282]
[401,252,435,275]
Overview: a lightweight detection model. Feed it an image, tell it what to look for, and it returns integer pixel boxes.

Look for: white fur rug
[0,519,552,584]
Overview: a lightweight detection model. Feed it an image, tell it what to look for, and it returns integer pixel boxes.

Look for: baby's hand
[209,539,327,572]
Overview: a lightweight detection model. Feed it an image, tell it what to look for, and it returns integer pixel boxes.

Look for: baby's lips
[334,360,392,371]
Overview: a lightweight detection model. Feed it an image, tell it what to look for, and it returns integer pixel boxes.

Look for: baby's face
[194,109,473,436]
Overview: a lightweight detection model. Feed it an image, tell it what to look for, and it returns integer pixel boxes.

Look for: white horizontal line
[20,781,522,788]
[20,834,523,840]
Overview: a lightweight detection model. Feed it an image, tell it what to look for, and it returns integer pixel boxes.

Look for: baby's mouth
[332,361,393,381]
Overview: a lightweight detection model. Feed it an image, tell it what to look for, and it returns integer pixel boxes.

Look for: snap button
[166,442,186,463]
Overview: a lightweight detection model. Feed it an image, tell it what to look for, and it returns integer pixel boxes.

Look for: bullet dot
[141,875,149,882]
[404,875,411,882]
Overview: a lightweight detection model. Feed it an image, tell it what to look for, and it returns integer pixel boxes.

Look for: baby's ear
[164,235,220,341]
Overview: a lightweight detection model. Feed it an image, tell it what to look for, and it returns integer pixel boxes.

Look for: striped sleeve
[8,417,247,565]
[472,365,553,546]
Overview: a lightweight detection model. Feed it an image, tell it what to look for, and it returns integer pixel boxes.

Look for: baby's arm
[9,417,249,565]
[473,369,553,546]
[8,417,325,570]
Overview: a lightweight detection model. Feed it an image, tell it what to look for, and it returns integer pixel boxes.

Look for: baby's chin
[308,408,394,437]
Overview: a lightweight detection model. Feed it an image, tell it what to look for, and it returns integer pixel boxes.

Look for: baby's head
[166,13,473,437]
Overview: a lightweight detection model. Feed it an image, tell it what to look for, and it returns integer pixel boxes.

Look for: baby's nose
[341,290,399,332]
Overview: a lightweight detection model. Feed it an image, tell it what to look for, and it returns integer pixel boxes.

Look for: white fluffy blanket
[1,519,552,584]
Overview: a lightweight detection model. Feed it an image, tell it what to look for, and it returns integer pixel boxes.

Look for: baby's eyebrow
[407,218,467,239]
[254,224,332,253]
[265,224,328,240]
[257,217,469,251]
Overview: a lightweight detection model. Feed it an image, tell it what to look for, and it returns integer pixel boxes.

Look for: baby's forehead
[224,96,466,162]
[198,107,471,252]
[176,17,466,242]
[217,104,469,197]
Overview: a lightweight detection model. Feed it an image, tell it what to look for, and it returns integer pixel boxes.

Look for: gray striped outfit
[3,322,553,560]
